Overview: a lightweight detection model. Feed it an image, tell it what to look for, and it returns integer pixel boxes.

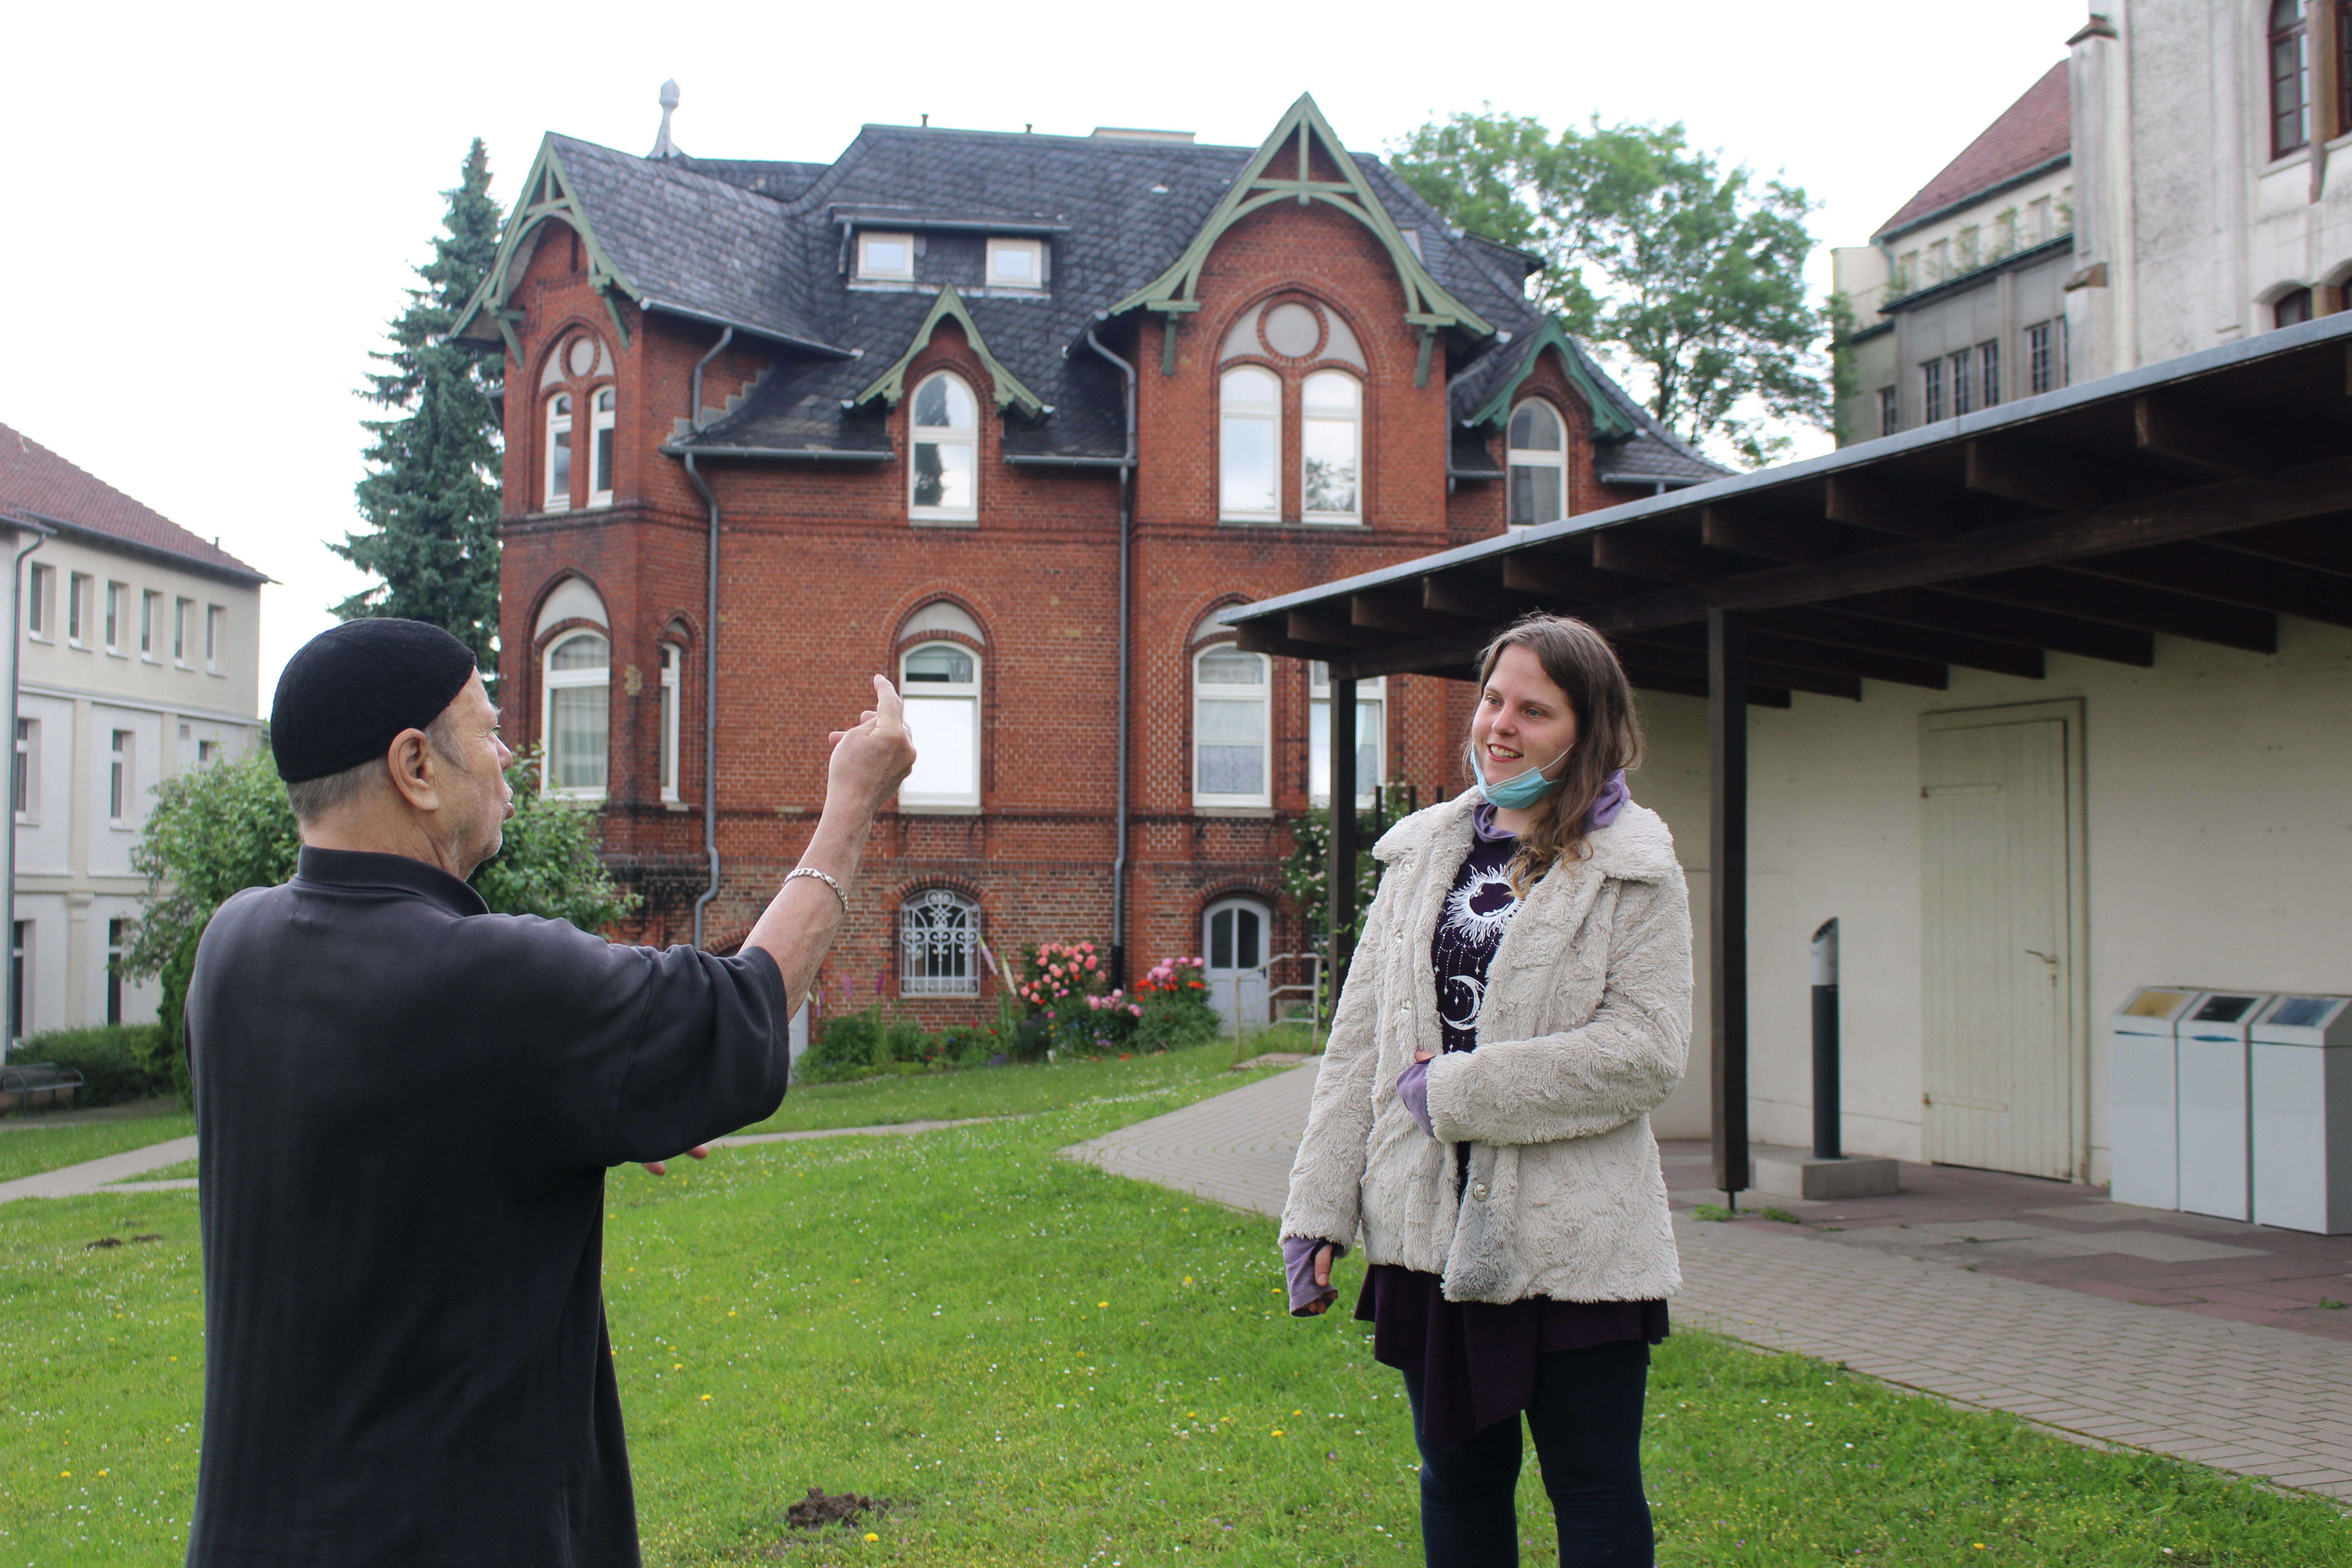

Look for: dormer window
[986,238,1044,289]
[859,231,915,281]
[1508,401,1567,528]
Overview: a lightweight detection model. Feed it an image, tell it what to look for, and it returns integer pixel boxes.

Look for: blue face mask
[1473,745,1573,810]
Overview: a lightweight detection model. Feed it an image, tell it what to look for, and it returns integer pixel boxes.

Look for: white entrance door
[1919,703,2083,1180]
[1203,898,1271,1037]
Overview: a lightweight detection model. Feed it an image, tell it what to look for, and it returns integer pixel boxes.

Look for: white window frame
[13,717,37,824]
[173,598,193,668]
[1506,400,1568,529]
[857,230,916,282]
[1300,370,1362,524]
[658,642,682,802]
[108,728,135,828]
[1219,367,1281,522]
[985,237,1044,289]
[25,564,50,642]
[900,887,982,998]
[103,582,127,655]
[66,572,90,648]
[544,392,574,513]
[589,387,617,507]
[140,589,160,660]
[1191,642,1272,808]
[1308,663,1387,808]
[897,640,982,808]
[205,604,224,674]
[541,630,610,800]
[908,372,980,524]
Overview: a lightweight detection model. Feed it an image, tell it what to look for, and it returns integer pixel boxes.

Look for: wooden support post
[1329,673,1359,985]
[1708,608,1751,1203]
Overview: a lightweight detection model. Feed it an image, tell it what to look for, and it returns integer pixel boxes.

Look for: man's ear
[383,728,442,813]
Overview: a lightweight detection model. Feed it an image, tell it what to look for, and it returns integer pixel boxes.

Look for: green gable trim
[451,137,642,351]
[1462,319,1637,441]
[851,286,1048,416]
[1108,94,1494,342]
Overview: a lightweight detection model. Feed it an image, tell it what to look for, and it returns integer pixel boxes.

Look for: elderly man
[183,617,912,1566]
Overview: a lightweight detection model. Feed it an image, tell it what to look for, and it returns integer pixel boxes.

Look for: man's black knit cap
[271,619,479,783]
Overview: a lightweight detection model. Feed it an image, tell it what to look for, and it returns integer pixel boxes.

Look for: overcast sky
[0,0,2084,700]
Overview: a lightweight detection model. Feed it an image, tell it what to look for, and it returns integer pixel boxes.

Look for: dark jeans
[1401,1338,1653,1568]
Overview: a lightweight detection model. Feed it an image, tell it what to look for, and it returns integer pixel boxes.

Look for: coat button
[1396,1001,1410,1013]
[1471,1182,1490,1202]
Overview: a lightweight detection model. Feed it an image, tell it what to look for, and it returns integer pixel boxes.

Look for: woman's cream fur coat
[1280,788,1693,1304]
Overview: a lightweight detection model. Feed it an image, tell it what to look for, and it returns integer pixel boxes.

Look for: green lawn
[0,1109,194,1185]
[2,1049,2346,1565]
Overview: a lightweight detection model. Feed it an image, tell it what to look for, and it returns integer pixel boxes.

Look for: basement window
[858,231,916,281]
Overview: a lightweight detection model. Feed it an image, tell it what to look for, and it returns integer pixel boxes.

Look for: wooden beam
[1499,552,1643,601]
[1350,588,1459,637]
[1423,571,1537,620]
[1753,605,2045,680]
[1823,472,1972,539]
[1744,630,1948,689]
[1232,619,1328,660]
[1831,588,2153,667]
[2066,541,2352,628]
[2209,513,2352,574]
[1591,529,1715,583]
[1288,608,1388,651]
[1948,567,2277,653]
[1572,453,2352,642]
[1622,663,1793,707]
[2134,392,2277,478]
[1709,608,1750,1200]
[1701,504,1846,564]
[1965,436,2128,514]
[1615,637,1864,700]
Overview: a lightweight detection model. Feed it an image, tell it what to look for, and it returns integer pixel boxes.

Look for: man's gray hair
[284,709,470,823]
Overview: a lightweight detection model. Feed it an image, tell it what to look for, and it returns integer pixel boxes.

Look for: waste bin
[2251,994,2352,1234]
[2177,991,2272,1222]
[2109,987,2200,1210]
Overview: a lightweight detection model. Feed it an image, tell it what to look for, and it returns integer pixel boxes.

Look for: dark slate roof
[549,121,1721,479]
[1878,63,2070,239]
[0,422,266,582]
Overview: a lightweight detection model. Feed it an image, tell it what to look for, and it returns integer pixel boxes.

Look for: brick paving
[1068,1065,2352,1499]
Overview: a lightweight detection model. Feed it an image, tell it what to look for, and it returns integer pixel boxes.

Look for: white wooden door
[1920,709,2079,1179]
[1203,898,1270,1036]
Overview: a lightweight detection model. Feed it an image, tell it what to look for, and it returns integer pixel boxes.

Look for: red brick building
[452,93,1718,1030]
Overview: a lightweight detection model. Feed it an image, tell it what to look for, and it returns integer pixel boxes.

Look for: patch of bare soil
[767,1488,893,1553]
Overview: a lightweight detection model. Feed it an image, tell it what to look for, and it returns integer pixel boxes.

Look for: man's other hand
[825,674,917,822]
[642,1145,709,1176]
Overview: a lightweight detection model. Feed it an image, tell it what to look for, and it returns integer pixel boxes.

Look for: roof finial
[650,79,684,160]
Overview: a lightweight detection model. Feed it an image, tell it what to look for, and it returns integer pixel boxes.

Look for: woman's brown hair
[1460,612,1644,895]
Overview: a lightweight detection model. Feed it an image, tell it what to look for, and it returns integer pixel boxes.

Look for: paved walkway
[1066,1064,2352,1500]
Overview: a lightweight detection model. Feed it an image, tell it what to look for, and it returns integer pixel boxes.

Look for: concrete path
[1066,1062,2352,1500]
[0,1135,198,1202]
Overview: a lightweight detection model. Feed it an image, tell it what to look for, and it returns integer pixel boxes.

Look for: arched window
[910,372,977,522]
[542,631,608,798]
[901,888,981,997]
[657,641,681,801]
[1309,663,1386,806]
[544,393,573,512]
[2274,0,2313,157]
[899,641,980,807]
[1300,371,1361,522]
[1193,643,1270,808]
[589,387,617,506]
[1219,367,1279,520]
[1507,401,1567,528]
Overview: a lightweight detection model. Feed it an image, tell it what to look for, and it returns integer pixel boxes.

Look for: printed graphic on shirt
[1432,851,1520,1047]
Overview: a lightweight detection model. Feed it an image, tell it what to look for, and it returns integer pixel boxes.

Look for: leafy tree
[129,742,638,1099]
[333,139,506,674]
[1390,110,1826,466]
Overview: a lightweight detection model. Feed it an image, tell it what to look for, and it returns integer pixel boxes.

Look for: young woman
[1280,613,1691,1567]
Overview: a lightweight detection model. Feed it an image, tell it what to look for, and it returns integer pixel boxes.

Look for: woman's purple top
[1289,778,1666,1449]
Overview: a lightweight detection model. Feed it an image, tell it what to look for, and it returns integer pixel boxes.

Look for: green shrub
[803,1012,880,1082]
[1130,956,1220,1052]
[10,1024,172,1109]
[882,1016,933,1064]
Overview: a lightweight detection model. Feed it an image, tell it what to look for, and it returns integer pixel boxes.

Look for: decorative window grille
[900,889,981,997]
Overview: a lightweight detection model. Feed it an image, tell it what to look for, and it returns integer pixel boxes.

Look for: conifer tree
[334,140,506,676]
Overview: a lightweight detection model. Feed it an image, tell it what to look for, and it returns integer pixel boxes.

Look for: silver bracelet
[785,866,848,915]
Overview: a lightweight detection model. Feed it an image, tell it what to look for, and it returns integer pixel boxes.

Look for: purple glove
[1397,1058,1434,1139]
[1283,1235,1346,1315]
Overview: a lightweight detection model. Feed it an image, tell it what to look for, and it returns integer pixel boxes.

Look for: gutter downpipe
[1086,327,1138,990]
[684,327,735,948]
[3,519,52,1059]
